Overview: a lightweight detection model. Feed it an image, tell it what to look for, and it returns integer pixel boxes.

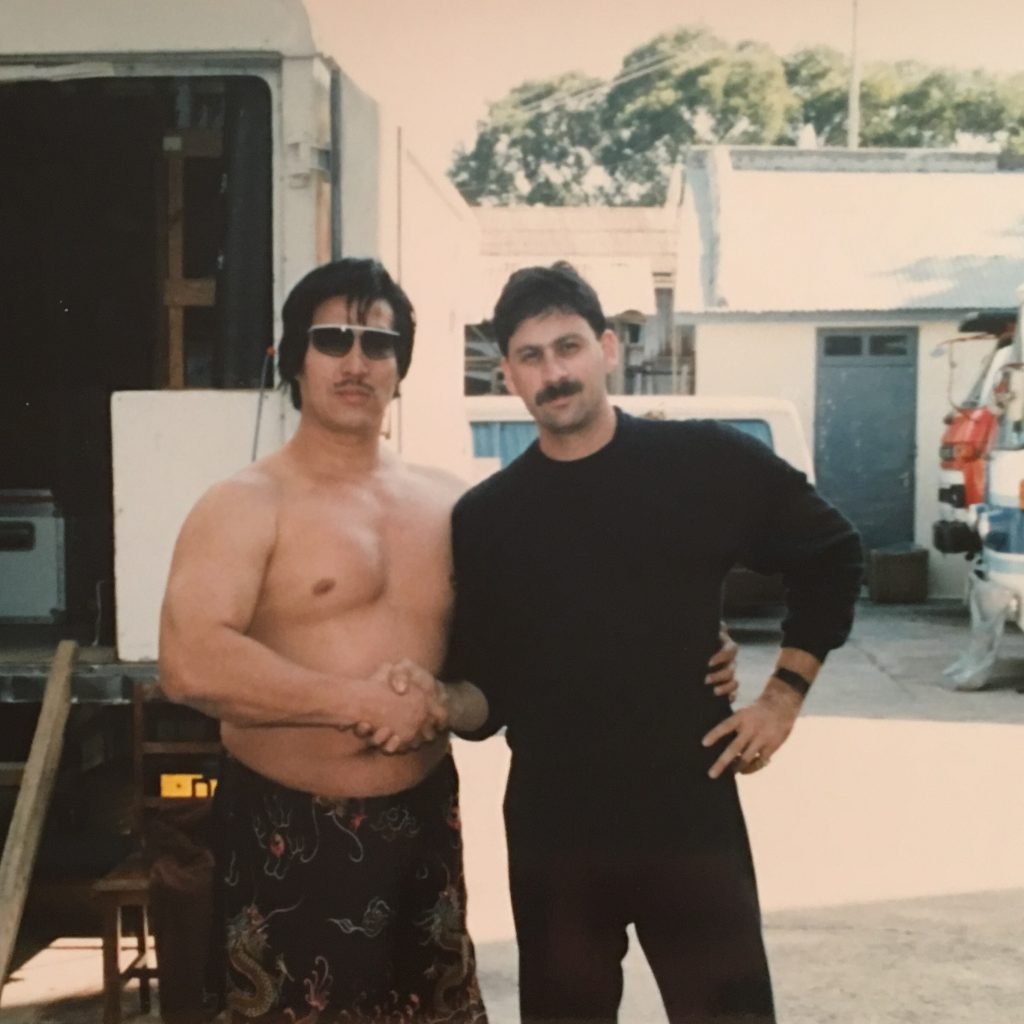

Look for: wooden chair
[93,681,220,1024]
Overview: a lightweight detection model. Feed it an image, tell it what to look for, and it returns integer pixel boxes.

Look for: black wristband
[772,666,811,698]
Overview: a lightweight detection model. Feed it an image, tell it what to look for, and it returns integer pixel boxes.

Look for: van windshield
[471,418,774,468]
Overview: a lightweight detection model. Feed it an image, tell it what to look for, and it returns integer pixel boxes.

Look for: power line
[509,46,702,118]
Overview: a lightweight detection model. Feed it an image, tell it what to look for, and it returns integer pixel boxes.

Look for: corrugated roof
[476,207,676,262]
[470,207,676,321]
[678,147,1024,315]
[470,256,658,323]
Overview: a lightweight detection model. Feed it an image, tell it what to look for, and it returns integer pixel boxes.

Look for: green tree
[954,69,1010,139]
[695,41,796,143]
[859,63,1020,149]
[448,72,608,206]
[994,73,1024,156]
[784,47,850,146]
[448,26,1024,206]
[594,28,723,203]
[600,30,794,202]
[861,62,963,146]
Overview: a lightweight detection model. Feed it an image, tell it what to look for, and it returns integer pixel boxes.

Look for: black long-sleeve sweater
[448,410,863,820]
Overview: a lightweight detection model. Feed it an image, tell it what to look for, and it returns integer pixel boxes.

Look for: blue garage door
[815,329,917,550]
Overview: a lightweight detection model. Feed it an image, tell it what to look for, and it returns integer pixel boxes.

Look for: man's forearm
[761,647,822,708]
[160,623,387,730]
[443,681,490,736]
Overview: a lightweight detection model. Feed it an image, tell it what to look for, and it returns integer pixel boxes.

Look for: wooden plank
[166,153,184,280]
[167,306,185,389]
[0,763,25,788]
[165,152,186,389]
[0,641,77,985]
[153,153,169,388]
[141,741,221,755]
[163,277,216,308]
[132,677,146,837]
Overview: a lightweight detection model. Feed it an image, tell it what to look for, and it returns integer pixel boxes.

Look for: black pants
[215,754,487,1023]
[505,782,775,1024]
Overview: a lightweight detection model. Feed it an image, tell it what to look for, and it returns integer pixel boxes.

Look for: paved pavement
[3,599,1024,1022]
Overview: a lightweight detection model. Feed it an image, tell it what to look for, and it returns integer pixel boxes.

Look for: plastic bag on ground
[943,575,1013,691]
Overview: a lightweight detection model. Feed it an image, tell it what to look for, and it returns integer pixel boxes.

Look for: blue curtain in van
[471,423,539,467]
[728,419,773,448]
[472,418,772,469]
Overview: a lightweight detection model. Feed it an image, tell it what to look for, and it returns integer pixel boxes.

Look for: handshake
[353,659,451,755]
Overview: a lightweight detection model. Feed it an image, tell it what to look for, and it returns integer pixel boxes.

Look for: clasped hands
[351,626,746,759]
[353,659,448,755]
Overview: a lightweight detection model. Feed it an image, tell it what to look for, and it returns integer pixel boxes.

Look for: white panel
[337,70,383,259]
[111,390,291,661]
[695,321,818,451]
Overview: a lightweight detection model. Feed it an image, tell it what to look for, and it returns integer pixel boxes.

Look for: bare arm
[158,476,428,733]
[443,680,491,735]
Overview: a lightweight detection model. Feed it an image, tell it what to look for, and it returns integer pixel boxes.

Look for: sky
[310,0,1024,176]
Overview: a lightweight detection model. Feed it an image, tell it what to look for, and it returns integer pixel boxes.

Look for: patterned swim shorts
[214,753,487,1023]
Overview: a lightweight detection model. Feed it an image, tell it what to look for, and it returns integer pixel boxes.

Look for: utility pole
[848,0,862,148]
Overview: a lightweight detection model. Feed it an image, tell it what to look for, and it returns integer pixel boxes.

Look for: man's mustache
[535,379,583,406]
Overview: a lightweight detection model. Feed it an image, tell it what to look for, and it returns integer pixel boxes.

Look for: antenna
[848,0,862,149]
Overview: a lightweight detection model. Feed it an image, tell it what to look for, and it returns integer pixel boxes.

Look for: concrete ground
[3,599,1024,1022]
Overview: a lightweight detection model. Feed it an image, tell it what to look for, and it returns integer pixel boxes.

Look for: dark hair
[278,258,415,409]
[491,261,607,355]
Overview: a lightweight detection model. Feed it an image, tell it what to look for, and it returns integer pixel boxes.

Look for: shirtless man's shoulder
[178,457,283,539]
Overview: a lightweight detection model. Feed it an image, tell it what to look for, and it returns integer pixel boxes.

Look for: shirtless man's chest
[223,459,461,797]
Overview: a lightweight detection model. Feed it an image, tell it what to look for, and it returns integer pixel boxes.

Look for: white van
[464,394,816,611]
[465,394,814,479]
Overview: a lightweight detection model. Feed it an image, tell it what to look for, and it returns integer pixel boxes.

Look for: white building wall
[392,144,478,477]
[695,316,992,600]
[336,96,475,478]
[695,321,817,447]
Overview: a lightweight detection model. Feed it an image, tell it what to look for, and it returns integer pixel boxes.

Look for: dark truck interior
[0,75,272,957]
[0,75,272,652]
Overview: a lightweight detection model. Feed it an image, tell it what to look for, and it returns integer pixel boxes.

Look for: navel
[312,578,337,597]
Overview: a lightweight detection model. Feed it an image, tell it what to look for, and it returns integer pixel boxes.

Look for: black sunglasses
[308,324,401,361]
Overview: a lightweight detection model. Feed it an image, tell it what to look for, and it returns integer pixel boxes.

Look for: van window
[724,419,774,448]
[471,422,539,465]
[471,417,774,468]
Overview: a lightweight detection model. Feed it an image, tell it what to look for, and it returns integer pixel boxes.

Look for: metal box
[0,490,67,622]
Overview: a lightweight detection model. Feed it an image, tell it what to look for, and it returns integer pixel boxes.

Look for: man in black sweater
[449,262,863,1024]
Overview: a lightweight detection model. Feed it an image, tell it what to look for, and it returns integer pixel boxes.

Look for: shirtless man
[159,259,488,1022]
[160,257,737,1022]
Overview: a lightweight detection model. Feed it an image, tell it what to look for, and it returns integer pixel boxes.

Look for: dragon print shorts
[213,753,487,1024]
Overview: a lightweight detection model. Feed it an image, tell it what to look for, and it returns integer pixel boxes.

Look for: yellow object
[160,773,218,799]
